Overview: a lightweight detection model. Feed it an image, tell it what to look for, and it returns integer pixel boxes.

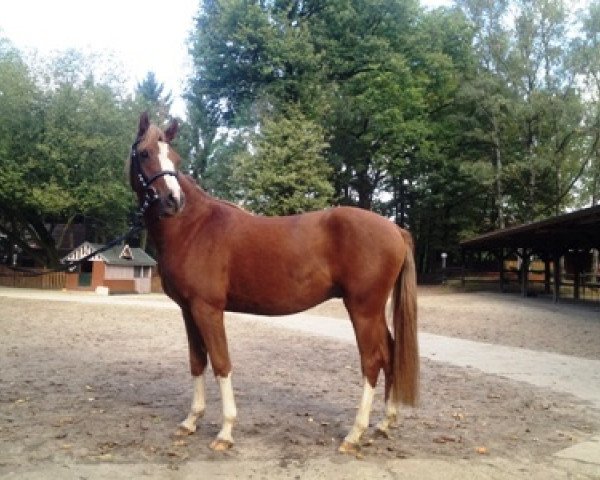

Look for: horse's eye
[140,150,149,159]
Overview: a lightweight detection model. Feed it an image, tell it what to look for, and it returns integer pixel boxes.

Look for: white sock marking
[344,378,375,445]
[180,373,206,432]
[376,398,398,434]
[216,372,237,443]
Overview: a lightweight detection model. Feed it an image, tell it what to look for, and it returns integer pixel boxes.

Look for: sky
[0,0,199,117]
[0,0,452,118]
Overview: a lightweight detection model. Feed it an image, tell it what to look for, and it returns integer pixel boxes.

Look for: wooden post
[461,249,466,288]
[574,260,581,300]
[498,249,506,293]
[544,253,551,295]
[553,251,561,303]
[520,249,529,297]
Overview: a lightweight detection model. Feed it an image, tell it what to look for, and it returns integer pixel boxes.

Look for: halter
[130,139,180,216]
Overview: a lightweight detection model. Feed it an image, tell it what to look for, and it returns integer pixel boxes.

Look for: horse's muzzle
[162,191,186,217]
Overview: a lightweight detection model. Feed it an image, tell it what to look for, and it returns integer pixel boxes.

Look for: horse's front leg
[178,374,206,434]
[212,371,236,451]
[192,301,237,451]
[177,307,208,436]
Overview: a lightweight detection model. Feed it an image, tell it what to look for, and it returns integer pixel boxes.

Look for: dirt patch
[1,297,599,475]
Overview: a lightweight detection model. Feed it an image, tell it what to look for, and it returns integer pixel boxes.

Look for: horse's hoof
[374,427,390,439]
[338,440,360,455]
[174,425,195,437]
[209,438,233,451]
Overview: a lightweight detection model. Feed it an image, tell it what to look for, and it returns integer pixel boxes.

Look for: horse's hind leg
[375,330,398,437]
[339,376,376,454]
[339,300,390,453]
[177,307,208,436]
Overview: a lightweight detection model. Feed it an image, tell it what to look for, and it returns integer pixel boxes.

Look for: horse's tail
[390,229,419,406]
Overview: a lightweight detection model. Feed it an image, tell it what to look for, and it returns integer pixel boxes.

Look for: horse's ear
[137,111,150,139]
[164,119,179,143]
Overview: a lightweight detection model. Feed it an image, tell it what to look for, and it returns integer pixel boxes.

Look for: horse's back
[229,205,403,266]
[227,205,407,284]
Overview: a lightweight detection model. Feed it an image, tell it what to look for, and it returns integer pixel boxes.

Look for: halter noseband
[130,139,180,216]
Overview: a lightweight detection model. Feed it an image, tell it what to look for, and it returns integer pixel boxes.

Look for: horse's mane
[218,198,252,214]
[180,174,252,215]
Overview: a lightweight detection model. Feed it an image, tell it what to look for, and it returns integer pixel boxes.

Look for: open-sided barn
[460,205,600,303]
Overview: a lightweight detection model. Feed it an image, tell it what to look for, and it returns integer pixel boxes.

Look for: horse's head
[129,112,185,218]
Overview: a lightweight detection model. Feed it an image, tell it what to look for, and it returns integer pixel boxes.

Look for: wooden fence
[151,274,163,293]
[0,265,66,290]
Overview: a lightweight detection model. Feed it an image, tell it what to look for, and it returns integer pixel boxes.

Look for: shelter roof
[63,241,156,267]
[460,205,600,252]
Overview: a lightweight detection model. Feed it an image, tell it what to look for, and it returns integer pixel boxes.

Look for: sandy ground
[1,289,600,478]
[309,287,600,360]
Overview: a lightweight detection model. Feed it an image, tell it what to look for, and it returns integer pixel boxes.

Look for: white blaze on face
[157,141,182,202]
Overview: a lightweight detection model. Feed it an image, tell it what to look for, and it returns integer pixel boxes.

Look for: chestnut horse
[127,112,418,453]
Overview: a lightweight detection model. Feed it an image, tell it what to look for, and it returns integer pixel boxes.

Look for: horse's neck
[181,175,213,210]
[146,176,211,256]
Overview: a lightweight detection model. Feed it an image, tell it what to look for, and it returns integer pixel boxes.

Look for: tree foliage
[135,71,173,125]
[185,0,600,272]
[186,0,482,269]
[0,43,141,266]
[2,0,600,272]
[233,108,333,215]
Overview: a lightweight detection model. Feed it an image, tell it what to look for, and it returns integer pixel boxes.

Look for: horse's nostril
[165,192,183,213]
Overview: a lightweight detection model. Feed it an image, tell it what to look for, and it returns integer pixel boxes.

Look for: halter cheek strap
[130,140,180,216]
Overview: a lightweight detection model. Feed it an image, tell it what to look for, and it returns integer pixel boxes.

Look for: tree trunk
[354,172,373,210]
[394,177,407,227]
[491,114,505,229]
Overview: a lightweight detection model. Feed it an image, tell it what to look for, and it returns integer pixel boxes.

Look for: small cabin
[63,242,157,294]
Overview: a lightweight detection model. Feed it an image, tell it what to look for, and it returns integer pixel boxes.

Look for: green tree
[399,6,492,270]
[184,0,600,273]
[188,0,321,123]
[185,0,323,183]
[201,134,247,200]
[185,0,488,271]
[456,0,513,228]
[0,38,46,264]
[456,0,587,225]
[0,46,136,267]
[311,0,426,210]
[232,108,333,215]
[135,71,173,124]
[503,0,586,219]
[574,0,600,206]
[181,91,220,181]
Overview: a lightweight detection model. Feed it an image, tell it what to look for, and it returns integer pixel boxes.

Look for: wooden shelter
[460,205,600,302]
[63,242,157,294]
